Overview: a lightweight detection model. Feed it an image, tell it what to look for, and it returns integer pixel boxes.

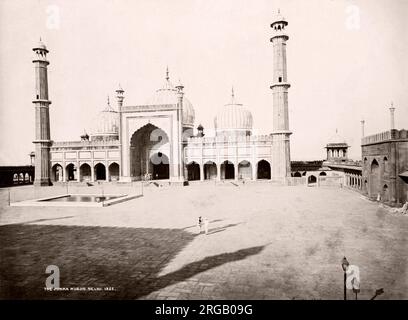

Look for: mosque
[33,12,292,186]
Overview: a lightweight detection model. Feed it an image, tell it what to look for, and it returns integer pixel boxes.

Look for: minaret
[116,84,125,178]
[389,102,395,130]
[270,10,292,179]
[32,39,52,186]
[175,78,186,183]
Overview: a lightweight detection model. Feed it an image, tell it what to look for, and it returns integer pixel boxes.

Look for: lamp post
[341,256,349,300]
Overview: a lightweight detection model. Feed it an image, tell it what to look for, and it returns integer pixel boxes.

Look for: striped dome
[214,89,253,136]
[90,98,119,139]
[146,70,195,128]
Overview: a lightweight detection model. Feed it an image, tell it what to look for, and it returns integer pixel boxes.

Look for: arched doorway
[150,152,169,180]
[109,163,119,181]
[308,175,317,184]
[204,161,217,180]
[66,164,75,181]
[130,123,170,180]
[238,160,252,180]
[257,160,271,179]
[80,163,91,182]
[319,171,327,176]
[370,159,380,198]
[221,160,234,180]
[187,162,200,181]
[95,163,106,181]
[294,171,301,178]
[52,164,63,182]
[382,184,389,202]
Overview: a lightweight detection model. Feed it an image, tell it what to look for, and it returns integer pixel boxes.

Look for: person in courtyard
[197,216,203,234]
[342,258,360,299]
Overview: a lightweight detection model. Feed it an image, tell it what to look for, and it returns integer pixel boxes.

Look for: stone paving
[0,183,407,300]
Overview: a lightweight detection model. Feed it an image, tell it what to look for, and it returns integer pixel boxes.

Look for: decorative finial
[166,66,169,81]
[107,95,110,105]
[232,86,235,99]
[278,8,280,14]
[336,128,338,134]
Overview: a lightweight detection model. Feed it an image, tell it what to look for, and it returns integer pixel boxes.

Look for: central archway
[257,160,271,179]
[187,161,200,181]
[204,161,217,180]
[130,123,170,180]
[150,152,169,180]
[238,160,252,180]
[221,160,235,180]
[370,159,380,197]
[95,163,106,181]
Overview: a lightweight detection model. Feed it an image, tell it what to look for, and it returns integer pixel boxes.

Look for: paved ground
[0,183,407,300]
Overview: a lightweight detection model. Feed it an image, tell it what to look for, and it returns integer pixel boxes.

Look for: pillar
[199,163,204,181]
[116,85,125,177]
[91,164,95,182]
[270,10,292,178]
[76,163,80,182]
[32,39,52,186]
[389,103,395,130]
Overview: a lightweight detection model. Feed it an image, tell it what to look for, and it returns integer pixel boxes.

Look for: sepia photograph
[0,0,407,309]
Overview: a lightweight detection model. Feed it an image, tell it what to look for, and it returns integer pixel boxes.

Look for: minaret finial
[166,66,169,81]
[232,86,235,98]
[107,95,110,106]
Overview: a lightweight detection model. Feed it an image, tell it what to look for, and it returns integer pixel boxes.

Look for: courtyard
[0,183,407,300]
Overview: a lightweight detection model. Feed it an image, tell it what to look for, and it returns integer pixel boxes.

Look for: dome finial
[107,95,110,106]
[166,66,169,81]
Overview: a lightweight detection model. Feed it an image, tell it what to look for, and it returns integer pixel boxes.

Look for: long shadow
[5,216,75,226]
[0,223,264,300]
[206,223,241,235]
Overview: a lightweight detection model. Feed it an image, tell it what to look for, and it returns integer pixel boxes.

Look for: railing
[362,129,408,145]
[188,135,274,144]
[52,140,121,147]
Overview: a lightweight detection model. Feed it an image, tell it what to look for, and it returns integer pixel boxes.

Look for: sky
[0,0,407,165]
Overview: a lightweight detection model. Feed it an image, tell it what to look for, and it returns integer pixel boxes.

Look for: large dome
[90,98,119,141]
[146,70,195,128]
[214,89,253,136]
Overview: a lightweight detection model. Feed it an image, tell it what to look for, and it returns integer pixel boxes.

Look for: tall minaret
[32,39,52,186]
[270,10,292,179]
[116,84,125,178]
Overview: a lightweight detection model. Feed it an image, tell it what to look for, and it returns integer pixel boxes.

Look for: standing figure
[197,216,203,234]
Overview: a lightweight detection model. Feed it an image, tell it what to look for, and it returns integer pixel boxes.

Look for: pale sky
[0,0,407,165]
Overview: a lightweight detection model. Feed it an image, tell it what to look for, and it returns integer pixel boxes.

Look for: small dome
[90,98,119,140]
[327,130,347,145]
[214,89,253,136]
[146,69,195,128]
